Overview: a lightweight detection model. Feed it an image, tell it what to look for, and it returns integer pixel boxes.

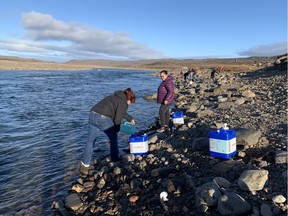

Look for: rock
[71,184,84,193]
[272,195,286,204]
[213,177,231,189]
[144,93,157,100]
[191,137,209,151]
[218,102,234,109]
[148,134,158,144]
[275,150,287,165]
[238,169,269,191]
[64,193,83,211]
[197,109,214,118]
[235,128,262,146]
[242,90,256,98]
[195,182,221,213]
[217,192,252,216]
[235,97,246,105]
[260,203,272,216]
[187,103,199,113]
[151,167,177,177]
[129,195,139,203]
[213,159,239,175]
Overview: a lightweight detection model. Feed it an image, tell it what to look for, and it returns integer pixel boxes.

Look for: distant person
[183,70,190,82]
[157,70,174,132]
[80,88,136,175]
[188,68,200,83]
[211,68,217,83]
[219,66,224,76]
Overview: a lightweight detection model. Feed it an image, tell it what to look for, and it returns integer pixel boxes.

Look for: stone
[275,150,287,165]
[151,167,177,177]
[71,184,84,193]
[191,137,209,151]
[235,97,246,105]
[218,102,234,109]
[272,195,286,204]
[195,182,221,212]
[129,195,139,203]
[197,109,214,118]
[260,203,272,216]
[213,177,231,189]
[217,192,252,216]
[64,193,83,211]
[238,169,268,191]
[242,90,256,98]
[235,128,262,146]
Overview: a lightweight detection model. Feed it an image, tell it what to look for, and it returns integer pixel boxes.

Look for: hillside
[0,55,279,73]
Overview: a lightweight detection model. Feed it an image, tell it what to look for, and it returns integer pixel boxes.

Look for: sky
[0,0,287,62]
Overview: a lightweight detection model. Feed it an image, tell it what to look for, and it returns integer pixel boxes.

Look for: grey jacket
[91,91,133,126]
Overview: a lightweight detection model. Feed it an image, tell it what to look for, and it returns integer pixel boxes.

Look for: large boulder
[235,128,262,146]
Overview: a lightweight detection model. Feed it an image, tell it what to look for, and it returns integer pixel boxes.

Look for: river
[0,68,160,215]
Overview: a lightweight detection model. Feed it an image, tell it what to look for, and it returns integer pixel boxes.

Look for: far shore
[0,56,277,74]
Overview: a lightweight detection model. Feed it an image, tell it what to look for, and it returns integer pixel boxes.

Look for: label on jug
[209,137,236,154]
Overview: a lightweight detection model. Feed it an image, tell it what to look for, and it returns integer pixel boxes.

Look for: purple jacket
[157,75,174,104]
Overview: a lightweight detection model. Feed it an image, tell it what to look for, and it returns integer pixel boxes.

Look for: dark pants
[103,126,119,161]
[159,104,170,127]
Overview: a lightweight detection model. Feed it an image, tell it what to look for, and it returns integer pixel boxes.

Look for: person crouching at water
[80,88,136,175]
[157,70,174,132]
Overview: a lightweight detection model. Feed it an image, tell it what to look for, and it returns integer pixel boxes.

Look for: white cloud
[0,11,163,61]
[238,42,287,57]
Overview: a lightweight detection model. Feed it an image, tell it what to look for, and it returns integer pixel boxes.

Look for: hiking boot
[157,127,165,133]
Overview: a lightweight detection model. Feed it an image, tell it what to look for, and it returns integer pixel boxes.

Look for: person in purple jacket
[157,70,174,132]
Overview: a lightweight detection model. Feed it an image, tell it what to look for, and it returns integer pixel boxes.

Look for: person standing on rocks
[80,88,136,175]
[157,70,174,132]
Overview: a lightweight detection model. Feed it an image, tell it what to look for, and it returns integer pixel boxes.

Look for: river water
[0,69,160,215]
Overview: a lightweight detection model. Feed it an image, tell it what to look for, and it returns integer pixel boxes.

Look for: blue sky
[0,0,287,62]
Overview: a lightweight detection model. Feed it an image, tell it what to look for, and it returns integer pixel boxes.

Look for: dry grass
[0,56,277,73]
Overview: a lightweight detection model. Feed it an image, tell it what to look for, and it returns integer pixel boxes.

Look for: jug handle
[124,121,131,125]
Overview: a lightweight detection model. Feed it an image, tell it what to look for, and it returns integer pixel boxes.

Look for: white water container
[129,133,149,156]
[209,124,236,159]
[172,111,184,124]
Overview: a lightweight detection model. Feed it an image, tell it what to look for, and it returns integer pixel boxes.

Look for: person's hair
[160,70,168,75]
[124,88,136,103]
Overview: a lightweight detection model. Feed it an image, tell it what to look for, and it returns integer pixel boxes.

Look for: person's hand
[130,119,135,125]
[164,100,168,105]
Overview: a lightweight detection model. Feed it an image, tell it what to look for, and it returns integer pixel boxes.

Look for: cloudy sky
[0,0,287,62]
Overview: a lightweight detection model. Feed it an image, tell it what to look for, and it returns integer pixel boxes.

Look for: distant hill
[0,55,280,71]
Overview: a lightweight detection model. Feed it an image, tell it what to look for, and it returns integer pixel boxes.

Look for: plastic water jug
[209,124,236,159]
[172,111,184,124]
[129,133,148,156]
[120,122,137,135]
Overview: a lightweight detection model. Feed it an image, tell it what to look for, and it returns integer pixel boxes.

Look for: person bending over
[80,88,136,175]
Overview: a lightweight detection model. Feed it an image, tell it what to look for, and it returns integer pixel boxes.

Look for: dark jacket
[91,91,133,127]
[157,75,174,104]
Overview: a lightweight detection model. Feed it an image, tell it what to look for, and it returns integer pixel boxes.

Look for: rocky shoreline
[52,64,287,216]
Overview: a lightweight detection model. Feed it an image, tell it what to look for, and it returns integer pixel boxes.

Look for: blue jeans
[82,111,119,165]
